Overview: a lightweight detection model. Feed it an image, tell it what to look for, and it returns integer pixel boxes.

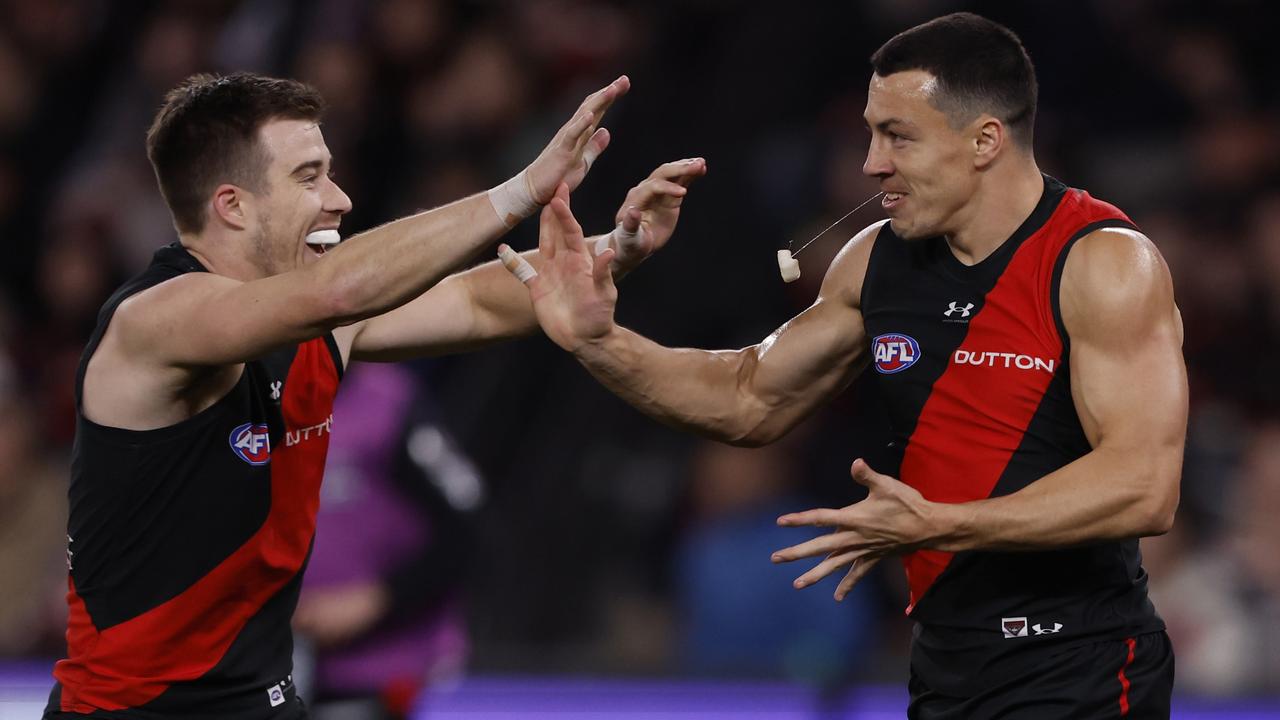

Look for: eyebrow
[289,159,327,176]
[867,118,911,132]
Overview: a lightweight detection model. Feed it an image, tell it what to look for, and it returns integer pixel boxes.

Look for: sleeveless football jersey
[47,243,343,718]
[860,175,1165,696]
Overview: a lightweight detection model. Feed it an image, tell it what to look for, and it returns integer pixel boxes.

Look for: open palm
[609,158,707,269]
[501,184,618,352]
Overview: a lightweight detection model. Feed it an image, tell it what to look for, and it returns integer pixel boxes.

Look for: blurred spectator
[674,440,877,684]
[1147,422,1280,695]
[295,363,482,720]
[0,353,68,657]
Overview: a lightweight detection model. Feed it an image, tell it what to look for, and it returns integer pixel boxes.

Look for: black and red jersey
[46,244,343,719]
[860,175,1165,697]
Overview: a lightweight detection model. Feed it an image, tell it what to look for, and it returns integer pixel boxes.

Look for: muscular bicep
[114,269,340,368]
[734,228,877,442]
[1062,229,1187,520]
[736,297,868,438]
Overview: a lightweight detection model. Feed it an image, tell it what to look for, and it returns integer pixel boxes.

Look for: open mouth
[882,192,906,210]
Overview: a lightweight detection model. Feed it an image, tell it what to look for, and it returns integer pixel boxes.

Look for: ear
[211,183,250,231]
[973,116,1004,170]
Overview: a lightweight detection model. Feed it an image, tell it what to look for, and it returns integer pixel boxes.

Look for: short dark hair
[145,72,325,234]
[870,12,1038,148]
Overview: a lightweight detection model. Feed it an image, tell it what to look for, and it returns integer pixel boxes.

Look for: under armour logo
[269,381,283,401]
[945,301,974,318]
[1032,622,1063,635]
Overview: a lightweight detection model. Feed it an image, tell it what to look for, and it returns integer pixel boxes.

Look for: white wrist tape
[487,169,539,228]
[598,220,641,257]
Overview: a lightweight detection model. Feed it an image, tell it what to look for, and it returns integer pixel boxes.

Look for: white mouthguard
[305,229,342,247]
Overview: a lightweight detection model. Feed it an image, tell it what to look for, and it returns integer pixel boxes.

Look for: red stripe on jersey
[898,190,1131,612]
[57,338,339,713]
[1117,636,1136,715]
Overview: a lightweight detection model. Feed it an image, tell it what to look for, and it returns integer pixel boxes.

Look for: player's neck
[181,230,270,282]
[943,159,1044,266]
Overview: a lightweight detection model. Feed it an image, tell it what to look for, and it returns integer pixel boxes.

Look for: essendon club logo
[1001,616,1029,638]
[873,333,921,374]
[230,422,271,465]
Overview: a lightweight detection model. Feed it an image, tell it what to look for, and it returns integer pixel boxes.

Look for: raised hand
[526,76,631,203]
[607,157,707,273]
[499,184,618,352]
[771,459,941,601]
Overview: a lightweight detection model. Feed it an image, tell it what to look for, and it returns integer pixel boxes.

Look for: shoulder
[822,219,890,309]
[1059,227,1175,340]
[112,272,238,342]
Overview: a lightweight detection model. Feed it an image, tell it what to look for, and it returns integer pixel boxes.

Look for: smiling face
[862,70,984,241]
[243,118,352,276]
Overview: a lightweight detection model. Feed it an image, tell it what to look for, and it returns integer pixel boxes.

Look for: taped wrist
[597,220,641,259]
[487,169,539,228]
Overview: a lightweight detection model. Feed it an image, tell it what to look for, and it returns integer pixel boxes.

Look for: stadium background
[1,0,1278,716]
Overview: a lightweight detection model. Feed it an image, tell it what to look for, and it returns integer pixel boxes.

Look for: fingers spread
[771,530,861,563]
[792,548,863,589]
[835,556,882,601]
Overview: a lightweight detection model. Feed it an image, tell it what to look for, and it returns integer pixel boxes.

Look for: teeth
[885,193,903,201]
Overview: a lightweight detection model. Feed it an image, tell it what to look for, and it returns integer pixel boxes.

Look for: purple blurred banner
[5,664,1280,719]
[413,677,1280,719]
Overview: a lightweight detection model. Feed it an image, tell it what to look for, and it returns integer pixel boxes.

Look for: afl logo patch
[873,333,921,374]
[230,422,272,465]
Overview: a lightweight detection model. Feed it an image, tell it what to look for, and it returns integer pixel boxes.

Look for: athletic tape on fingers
[583,143,601,173]
[498,246,538,283]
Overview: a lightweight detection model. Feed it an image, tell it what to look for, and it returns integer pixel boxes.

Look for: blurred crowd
[1,0,1277,706]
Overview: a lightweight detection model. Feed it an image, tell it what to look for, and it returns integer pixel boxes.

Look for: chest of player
[860,235,1066,438]
[224,337,342,470]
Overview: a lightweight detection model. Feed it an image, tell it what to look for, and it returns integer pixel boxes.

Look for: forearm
[931,444,1181,552]
[466,234,615,341]
[574,327,765,444]
[317,192,509,324]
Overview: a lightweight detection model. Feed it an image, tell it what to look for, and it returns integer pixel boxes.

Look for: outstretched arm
[772,228,1187,598]
[504,187,882,446]
[113,77,629,370]
[350,158,707,361]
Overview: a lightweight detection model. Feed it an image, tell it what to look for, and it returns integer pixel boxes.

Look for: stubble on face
[249,207,282,278]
